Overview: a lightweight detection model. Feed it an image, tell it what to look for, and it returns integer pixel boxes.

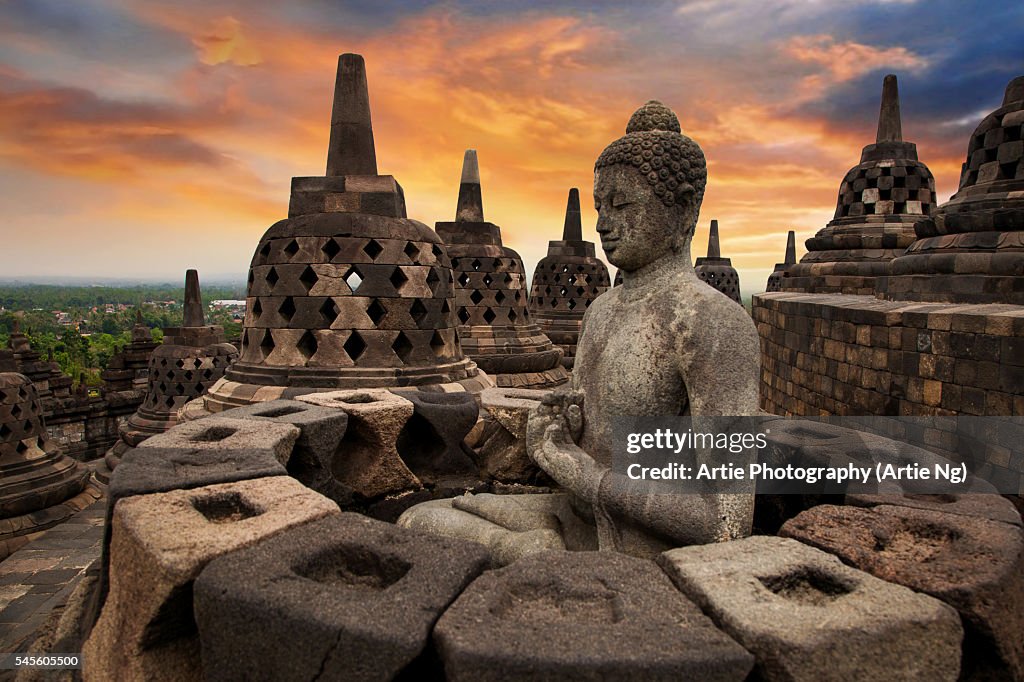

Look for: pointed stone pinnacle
[135,309,143,325]
[455,149,484,222]
[785,230,796,265]
[562,188,583,242]
[326,54,378,177]
[876,74,903,144]
[707,220,721,259]
[183,269,205,327]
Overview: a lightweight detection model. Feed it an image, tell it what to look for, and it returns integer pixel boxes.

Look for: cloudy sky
[1,0,1021,294]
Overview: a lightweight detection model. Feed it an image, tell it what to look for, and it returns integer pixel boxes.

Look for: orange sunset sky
[1,1,1022,295]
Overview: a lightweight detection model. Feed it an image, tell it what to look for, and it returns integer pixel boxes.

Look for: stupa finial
[455,150,484,222]
[785,230,796,265]
[876,74,903,144]
[707,220,721,259]
[562,188,583,242]
[326,54,378,177]
[183,269,204,328]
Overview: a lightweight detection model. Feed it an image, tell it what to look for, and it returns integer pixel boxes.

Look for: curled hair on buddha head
[595,100,707,233]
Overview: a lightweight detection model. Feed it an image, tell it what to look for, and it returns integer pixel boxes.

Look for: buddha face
[594,165,695,272]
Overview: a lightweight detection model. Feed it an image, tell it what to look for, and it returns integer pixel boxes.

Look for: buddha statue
[398,101,760,564]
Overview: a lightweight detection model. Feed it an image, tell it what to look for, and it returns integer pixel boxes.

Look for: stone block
[215,399,350,501]
[658,535,962,682]
[435,550,754,681]
[471,387,550,482]
[82,477,339,682]
[780,504,1024,681]
[138,416,300,465]
[297,389,419,498]
[846,490,1021,526]
[391,389,479,482]
[194,513,489,681]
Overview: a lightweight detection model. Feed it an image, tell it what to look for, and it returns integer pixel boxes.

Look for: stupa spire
[876,74,903,144]
[562,189,583,242]
[326,54,378,177]
[455,149,484,222]
[707,219,721,259]
[183,269,204,328]
[785,230,796,265]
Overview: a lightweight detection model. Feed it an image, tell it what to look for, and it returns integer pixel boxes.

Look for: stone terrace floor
[0,496,104,660]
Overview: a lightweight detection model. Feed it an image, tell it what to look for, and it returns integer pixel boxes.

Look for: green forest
[0,283,246,386]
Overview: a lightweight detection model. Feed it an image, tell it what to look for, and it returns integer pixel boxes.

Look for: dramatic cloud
[0,0,1018,294]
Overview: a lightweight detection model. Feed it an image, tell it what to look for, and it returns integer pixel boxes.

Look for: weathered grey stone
[82,477,339,682]
[845,490,1022,527]
[297,389,418,498]
[781,504,1024,680]
[473,387,549,482]
[216,399,350,501]
[194,513,489,681]
[658,535,963,681]
[434,550,754,681]
[391,388,478,482]
[138,416,299,465]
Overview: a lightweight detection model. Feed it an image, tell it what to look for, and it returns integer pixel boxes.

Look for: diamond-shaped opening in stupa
[483,308,496,324]
[404,242,420,262]
[284,240,300,258]
[344,331,367,362]
[366,299,387,326]
[299,266,319,293]
[363,239,384,260]
[319,298,340,326]
[389,267,409,293]
[265,267,280,288]
[391,331,414,363]
[297,331,318,361]
[409,299,428,327]
[322,239,341,261]
[344,266,364,293]
[279,297,296,322]
[430,331,445,356]
[470,290,484,305]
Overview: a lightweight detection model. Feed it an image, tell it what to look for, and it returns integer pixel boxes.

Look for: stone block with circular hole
[471,387,550,482]
[92,440,293,633]
[193,512,489,681]
[138,416,300,465]
[82,477,338,682]
[216,399,350,502]
[657,535,963,682]
[780,504,1024,680]
[390,389,478,483]
[296,389,418,498]
[433,550,754,681]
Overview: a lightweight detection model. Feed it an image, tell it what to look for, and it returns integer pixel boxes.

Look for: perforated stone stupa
[100,270,237,477]
[527,188,612,368]
[99,311,159,393]
[785,75,937,295]
[879,75,1024,303]
[693,219,742,303]
[765,231,796,292]
[202,54,488,413]
[435,151,568,388]
[0,350,96,560]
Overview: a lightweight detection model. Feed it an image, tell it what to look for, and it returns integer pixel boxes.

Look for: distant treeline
[0,283,246,310]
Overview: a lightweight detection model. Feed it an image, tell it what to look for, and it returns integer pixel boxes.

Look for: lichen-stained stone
[845,490,1022,527]
[297,389,418,498]
[780,504,1024,681]
[433,550,754,681]
[390,389,478,482]
[215,399,349,499]
[138,416,300,465]
[82,477,338,682]
[658,535,963,682]
[193,513,489,682]
[472,387,549,482]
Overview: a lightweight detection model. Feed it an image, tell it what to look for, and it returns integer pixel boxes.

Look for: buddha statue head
[593,101,707,271]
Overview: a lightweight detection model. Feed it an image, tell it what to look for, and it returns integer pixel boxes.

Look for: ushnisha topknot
[595,100,707,214]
